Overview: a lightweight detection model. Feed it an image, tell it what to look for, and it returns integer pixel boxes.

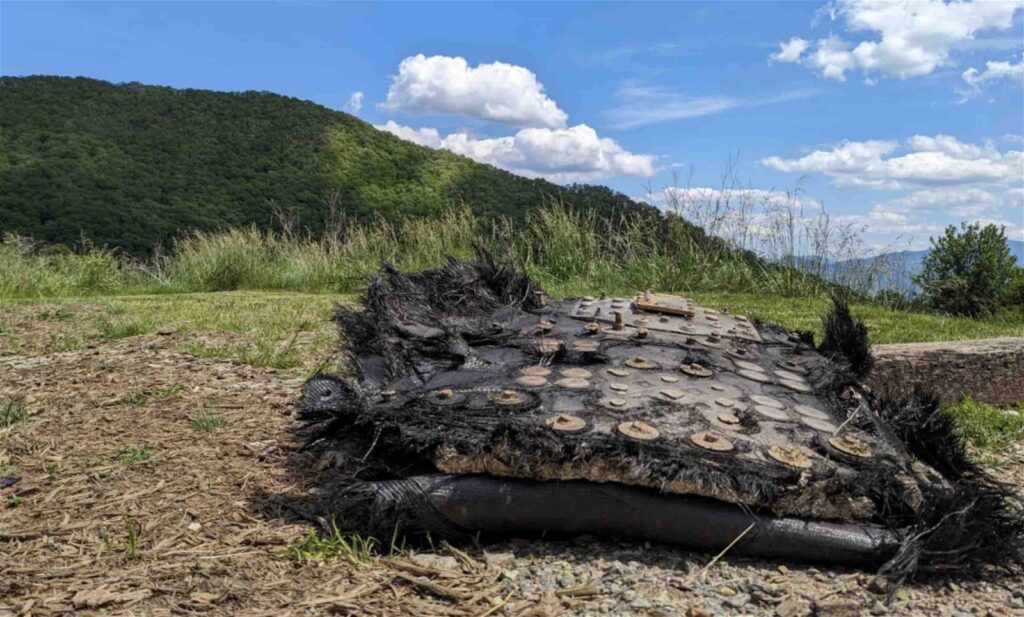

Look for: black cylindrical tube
[368,475,900,568]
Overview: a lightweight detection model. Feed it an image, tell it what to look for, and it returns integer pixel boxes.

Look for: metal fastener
[768,444,813,469]
[618,420,660,441]
[828,434,872,458]
[546,414,586,433]
[690,431,734,452]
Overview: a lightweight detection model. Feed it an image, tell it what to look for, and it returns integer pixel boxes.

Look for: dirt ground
[2,306,1022,616]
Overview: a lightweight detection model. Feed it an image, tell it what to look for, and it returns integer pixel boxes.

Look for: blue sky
[3,1,1022,253]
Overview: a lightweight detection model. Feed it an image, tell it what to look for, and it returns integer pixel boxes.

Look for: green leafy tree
[913,222,1017,316]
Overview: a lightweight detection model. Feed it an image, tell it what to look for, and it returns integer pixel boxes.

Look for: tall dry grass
[0,200,871,300]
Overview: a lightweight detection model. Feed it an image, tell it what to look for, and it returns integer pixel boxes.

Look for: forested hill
[0,76,652,254]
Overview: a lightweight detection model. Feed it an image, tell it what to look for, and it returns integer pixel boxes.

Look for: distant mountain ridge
[0,76,652,254]
[832,239,1024,293]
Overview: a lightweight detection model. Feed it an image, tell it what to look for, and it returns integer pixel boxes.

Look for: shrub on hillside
[913,223,1018,317]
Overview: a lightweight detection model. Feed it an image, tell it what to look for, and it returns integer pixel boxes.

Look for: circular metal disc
[609,382,630,392]
[681,363,713,378]
[536,338,562,354]
[554,377,590,389]
[571,340,600,352]
[690,431,734,452]
[660,374,679,383]
[607,368,630,377]
[545,414,586,433]
[617,420,660,441]
[698,337,724,349]
[749,394,785,409]
[768,445,813,469]
[516,375,548,387]
[774,369,803,381]
[625,356,659,369]
[603,397,627,408]
[829,434,872,458]
[655,388,688,403]
[802,416,838,432]
[427,388,464,406]
[753,405,791,421]
[717,411,741,425]
[492,389,528,405]
[781,379,812,393]
[714,397,735,408]
[560,368,593,379]
[520,366,552,377]
[659,387,686,400]
[777,359,807,374]
[794,404,830,420]
[734,360,763,372]
[709,384,726,392]
[738,369,772,383]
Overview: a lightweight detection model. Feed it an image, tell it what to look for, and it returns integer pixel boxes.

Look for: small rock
[485,551,515,568]
[630,598,652,609]
[775,598,810,617]
[156,327,177,336]
[501,569,519,581]
[814,601,861,617]
[867,576,890,595]
[411,554,459,571]
[686,608,713,617]
[777,565,789,575]
[187,522,202,532]
[719,586,738,597]
[725,593,750,609]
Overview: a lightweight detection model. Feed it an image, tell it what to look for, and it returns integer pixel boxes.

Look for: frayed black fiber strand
[819,296,872,379]
[872,387,1024,582]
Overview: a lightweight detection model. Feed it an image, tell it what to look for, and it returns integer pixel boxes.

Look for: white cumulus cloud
[762,134,1021,189]
[377,122,655,183]
[770,0,1021,82]
[383,54,569,129]
[344,91,364,114]
[376,120,442,148]
[766,134,1024,244]
[770,37,810,64]
[959,53,1024,100]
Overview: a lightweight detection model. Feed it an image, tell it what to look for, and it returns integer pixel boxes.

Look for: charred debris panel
[298,256,1022,581]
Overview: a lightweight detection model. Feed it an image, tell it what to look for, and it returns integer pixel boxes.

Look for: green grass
[191,409,228,431]
[115,445,153,464]
[1,396,27,428]
[288,523,379,565]
[35,307,75,321]
[945,398,1024,451]
[0,205,853,299]
[114,385,184,407]
[94,314,153,339]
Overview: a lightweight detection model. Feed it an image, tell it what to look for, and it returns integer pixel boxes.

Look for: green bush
[913,223,1018,317]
